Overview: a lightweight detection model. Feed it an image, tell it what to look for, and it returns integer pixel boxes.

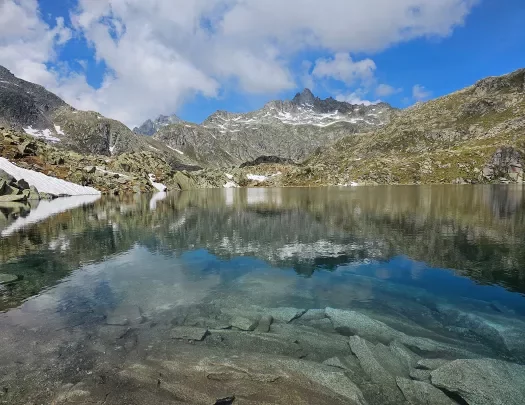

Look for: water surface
[1,186,524,404]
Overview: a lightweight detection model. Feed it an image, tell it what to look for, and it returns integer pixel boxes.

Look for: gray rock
[322,357,347,370]
[282,358,368,405]
[431,358,525,405]
[170,326,209,341]
[0,273,18,285]
[416,358,449,371]
[348,336,405,404]
[298,308,326,321]
[84,166,96,174]
[389,341,420,370]
[27,185,40,200]
[0,180,20,196]
[255,315,273,332]
[268,307,306,323]
[231,316,258,331]
[16,178,29,190]
[326,307,399,343]
[0,169,15,184]
[396,377,456,405]
[409,368,431,382]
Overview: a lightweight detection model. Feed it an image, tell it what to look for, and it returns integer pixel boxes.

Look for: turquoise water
[1,186,524,404]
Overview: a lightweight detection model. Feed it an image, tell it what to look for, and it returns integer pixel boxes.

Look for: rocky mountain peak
[133,114,182,136]
[292,88,317,106]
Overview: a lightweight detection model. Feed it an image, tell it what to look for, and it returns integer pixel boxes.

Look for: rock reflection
[0,185,525,313]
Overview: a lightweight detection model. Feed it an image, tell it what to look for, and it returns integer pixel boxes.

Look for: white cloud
[0,0,477,126]
[412,84,432,100]
[375,84,402,97]
[335,92,380,106]
[312,53,376,85]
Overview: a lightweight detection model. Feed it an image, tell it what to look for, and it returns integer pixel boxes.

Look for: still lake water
[1,186,525,404]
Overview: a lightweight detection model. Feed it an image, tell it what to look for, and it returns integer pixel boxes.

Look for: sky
[1,0,524,127]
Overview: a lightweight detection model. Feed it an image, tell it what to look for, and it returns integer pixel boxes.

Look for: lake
[1,186,525,404]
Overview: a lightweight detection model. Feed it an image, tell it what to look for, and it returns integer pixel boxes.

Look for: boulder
[348,336,406,404]
[17,140,37,156]
[27,185,40,200]
[84,166,96,174]
[255,315,273,333]
[0,273,18,285]
[0,180,20,196]
[396,378,456,405]
[322,357,347,370]
[325,308,399,343]
[16,178,29,190]
[268,307,306,323]
[431,358,525,405]
[0,169,15,184]
[231,316,259,331]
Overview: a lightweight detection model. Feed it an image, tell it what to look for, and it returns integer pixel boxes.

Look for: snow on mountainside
[151,89,395,167]
[202,89,392,132]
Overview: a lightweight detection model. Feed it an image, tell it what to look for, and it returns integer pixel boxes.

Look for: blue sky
[1,0,524,126]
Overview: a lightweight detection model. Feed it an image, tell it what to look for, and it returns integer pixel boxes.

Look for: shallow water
[1,186,525,404]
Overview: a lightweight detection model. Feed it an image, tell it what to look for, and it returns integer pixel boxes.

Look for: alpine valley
[0,64,524,197]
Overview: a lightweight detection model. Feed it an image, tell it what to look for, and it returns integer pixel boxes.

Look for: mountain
[0,65,202,170]
[151,89,395,167]
[284,68,525,185]
[133,114,182,136]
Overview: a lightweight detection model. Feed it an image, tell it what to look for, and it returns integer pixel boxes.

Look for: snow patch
[23,126,60,142]
[247,174,268,182]
[148,174,167,191]
[1,195,101,236]
[225,173,234,180]
[167,145,184,155]
[53,125,65,135]
[0,157,100,196]
[223,181,239,188]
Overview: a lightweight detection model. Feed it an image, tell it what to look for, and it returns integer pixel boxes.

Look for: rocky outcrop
[482,147,523,182]
[284,68,525,186]
[431,359,525,405]
[240,155,296,168]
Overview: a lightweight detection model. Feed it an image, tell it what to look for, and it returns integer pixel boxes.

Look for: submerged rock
[322,357,347,370]
[348,336,406,404]
[255,315,273,333]
[396,377,456,405]
[0,273,18,285]
[231,316,259,331]
[431,358,525,405]
[170,326,209,341]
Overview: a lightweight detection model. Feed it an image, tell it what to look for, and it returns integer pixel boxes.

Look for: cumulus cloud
[335,92,380,106]
[0,0,477,125]
[312,53,376,86]
[375,84,403,97]
[412,84,432,100]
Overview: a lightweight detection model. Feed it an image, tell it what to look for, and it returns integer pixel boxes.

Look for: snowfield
[23,126,61,142]
[1,195,101,236]
[0,158,100,196]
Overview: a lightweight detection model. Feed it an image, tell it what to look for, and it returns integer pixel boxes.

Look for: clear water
[1,186,525,404]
